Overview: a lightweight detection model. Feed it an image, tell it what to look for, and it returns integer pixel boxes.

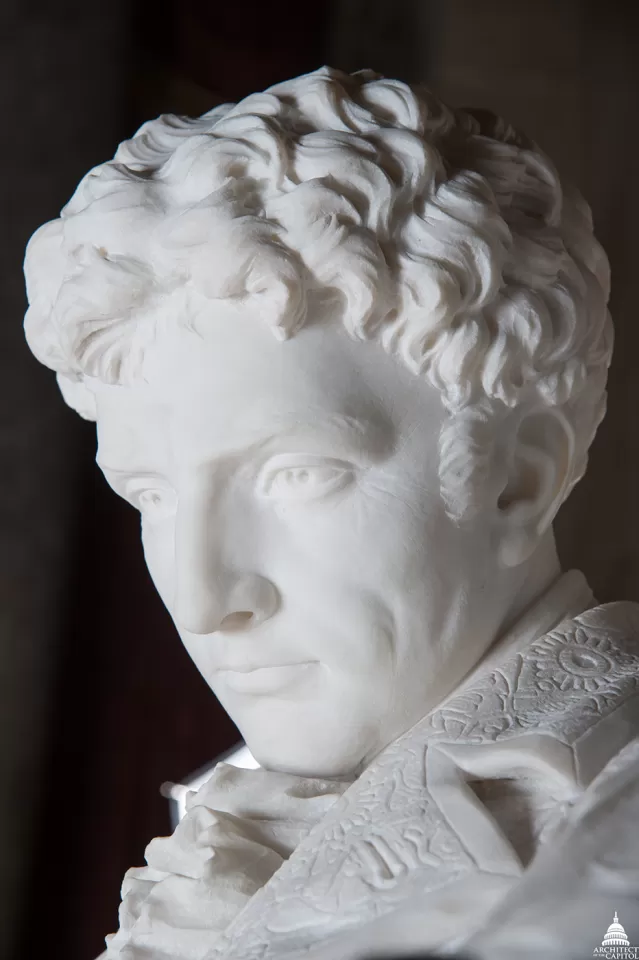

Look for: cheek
[286,479,441,591]
[260,488,437,649]
[140,519,175,609]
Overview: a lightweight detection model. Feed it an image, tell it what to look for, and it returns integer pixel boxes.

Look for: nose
[172,493,278,635]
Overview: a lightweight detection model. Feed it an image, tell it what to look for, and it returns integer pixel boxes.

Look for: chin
[239,711,377,779]
[251,745,360,778]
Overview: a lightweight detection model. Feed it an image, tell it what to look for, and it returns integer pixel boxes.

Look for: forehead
[94,305,433,469]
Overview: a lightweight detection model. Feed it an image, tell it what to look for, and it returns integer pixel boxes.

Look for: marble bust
[23,67,639,959]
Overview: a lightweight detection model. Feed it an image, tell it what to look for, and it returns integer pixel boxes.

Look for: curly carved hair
[24,66,612,520]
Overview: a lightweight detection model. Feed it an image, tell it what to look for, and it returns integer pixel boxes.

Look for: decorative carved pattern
[424,606,639,747]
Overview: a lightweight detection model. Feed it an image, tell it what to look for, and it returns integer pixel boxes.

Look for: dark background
[1,2,637,958]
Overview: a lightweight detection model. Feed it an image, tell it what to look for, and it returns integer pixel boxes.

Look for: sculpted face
[94,302,512,777]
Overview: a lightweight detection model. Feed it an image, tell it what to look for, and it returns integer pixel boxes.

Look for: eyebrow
[96,412,393,476]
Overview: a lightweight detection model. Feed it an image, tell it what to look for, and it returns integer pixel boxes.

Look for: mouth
[218,661,319,695]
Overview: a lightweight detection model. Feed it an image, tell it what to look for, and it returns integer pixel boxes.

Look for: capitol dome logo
[593,912,638,958]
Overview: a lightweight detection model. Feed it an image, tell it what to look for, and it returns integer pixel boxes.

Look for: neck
[499,531,563,638]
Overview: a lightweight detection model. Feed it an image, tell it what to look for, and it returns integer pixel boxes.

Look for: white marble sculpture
[23,67,639,959]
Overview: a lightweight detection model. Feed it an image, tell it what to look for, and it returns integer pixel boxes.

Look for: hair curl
[24,66,612,520]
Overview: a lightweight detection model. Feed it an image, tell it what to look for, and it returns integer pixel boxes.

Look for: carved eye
[127,482,176,521]
[257,457,354,502]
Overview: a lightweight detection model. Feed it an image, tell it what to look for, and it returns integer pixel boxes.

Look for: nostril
[219,610,255,632]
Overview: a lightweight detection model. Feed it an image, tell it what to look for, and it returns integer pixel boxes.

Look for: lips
[216,660,309,673]
[219,661,318,694]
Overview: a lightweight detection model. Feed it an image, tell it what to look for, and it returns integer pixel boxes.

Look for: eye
[257,456,354,502]
[126,481,176,521]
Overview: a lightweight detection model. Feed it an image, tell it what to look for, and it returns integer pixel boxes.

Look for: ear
[496,408,575,568]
